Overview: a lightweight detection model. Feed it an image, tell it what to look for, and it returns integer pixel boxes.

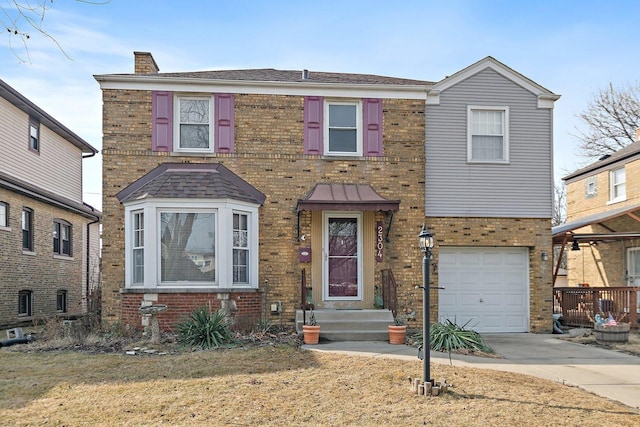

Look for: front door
[323,212,362,301]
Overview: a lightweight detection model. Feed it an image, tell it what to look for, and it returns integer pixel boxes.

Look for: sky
[2,0,640,210]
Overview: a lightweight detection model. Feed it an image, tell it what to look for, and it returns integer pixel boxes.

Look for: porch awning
[552,202,640,244]
[296,184,400,212]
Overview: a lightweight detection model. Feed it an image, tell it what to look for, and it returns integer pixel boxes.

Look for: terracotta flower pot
[388,325,407,345]
[303,325,321,344]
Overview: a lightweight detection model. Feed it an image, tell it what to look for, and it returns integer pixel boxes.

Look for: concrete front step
[296,309,394,342]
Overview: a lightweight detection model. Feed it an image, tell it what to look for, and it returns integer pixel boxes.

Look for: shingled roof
[116,163,266,205]
[125,68,433,86]
[563,140,640,181]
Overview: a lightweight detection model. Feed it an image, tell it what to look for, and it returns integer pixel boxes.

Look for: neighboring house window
[303,97,383,156]
[132,211,144,284]
[18,290,32,317]
[53,219,72,256]
[468,106,509,163]
[233,212,249,284]
[174,96,214,152]
[22,208,33,251]
[585,176,597,199]
[609,167,626,203]
[56,290,67,313]
[324,101,362,156]
[160,211,216,283]
[125,202,259,288]
[0,201,8,227]
[29,118,40,152]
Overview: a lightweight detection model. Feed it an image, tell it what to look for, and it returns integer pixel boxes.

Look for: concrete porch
[296,309,394,341]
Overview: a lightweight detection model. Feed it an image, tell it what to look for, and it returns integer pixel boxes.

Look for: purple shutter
[303,96,324,154]
[363,98,383,156]
[152,91,173,152]
[214,93,235,153]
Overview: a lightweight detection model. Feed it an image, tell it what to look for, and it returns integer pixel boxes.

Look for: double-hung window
[132,211,144,284]
[468,106,509,163]
[175,96,214,152]
[233,213,249,284]
[22,208,33,251]
[0,202,8,228]
[29,118,40,152]
[53,220,72,256]
[609,167,626,203]
[325,101,362,156]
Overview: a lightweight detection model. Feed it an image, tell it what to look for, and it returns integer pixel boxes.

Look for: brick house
[0,79,101,328]
[553,130,640,323]
[95,53,558,335]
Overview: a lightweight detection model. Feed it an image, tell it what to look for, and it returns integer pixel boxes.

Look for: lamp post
[418,224,434,385]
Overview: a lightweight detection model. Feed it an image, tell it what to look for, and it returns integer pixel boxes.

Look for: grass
[1,339,638,426]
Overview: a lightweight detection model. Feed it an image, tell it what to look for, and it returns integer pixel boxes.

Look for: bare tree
[1,0,108,63]
[552,182,566,227]
[575,82,640,159]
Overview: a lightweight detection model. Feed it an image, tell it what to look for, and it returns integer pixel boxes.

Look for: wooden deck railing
[553,287,639,329]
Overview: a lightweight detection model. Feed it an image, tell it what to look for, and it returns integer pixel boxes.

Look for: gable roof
[563,140,640,181]
[426,56,560,108]
[0,79,98,155]
[116,163,266,205]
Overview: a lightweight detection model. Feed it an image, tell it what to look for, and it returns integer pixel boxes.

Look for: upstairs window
[325,101,362,155]
[468,106,509,163]
[53,219,72,256]
[29,118,40,152]
[585,176,597,199]
[18,290,32,317]
[0,202,8,227]
[609,167,626,203]
[22,208,33,251]
[175,96,214,152]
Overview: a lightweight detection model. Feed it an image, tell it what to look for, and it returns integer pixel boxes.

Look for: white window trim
[124,199,259,290]
[173,95,214,153]
[467,105,509,164]
[608,167,626,204]
[323,100,363,156]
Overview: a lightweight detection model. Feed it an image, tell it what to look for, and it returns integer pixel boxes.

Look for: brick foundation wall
[121,291,263,332]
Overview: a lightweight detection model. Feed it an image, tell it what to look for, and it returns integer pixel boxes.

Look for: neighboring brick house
[554,131,640,291]
[0,79,101,328]
[95,53,558,335]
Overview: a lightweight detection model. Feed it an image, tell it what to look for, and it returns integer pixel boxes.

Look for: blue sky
[2,0,640,210]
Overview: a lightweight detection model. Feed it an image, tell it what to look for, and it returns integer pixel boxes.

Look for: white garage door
[438,247,529,333]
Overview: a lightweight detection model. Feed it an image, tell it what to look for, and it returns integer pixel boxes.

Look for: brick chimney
[134,51,159,74]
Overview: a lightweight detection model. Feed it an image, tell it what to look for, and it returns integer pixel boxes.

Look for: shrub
[177,307,233,349]
[413,319,493,364]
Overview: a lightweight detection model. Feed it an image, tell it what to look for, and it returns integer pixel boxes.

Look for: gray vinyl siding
[425,68,553,218]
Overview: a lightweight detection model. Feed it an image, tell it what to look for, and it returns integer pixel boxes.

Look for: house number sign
[376,221,384,262]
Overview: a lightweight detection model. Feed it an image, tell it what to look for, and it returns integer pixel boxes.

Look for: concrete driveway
[303,333,640,410]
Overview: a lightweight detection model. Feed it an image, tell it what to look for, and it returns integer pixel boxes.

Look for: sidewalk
[302,333,640,410]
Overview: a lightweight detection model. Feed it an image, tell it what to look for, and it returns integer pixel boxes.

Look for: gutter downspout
[86,212,100,315]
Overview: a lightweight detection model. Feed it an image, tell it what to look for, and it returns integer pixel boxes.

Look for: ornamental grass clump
[177,306,233,349]
[414,319,493,364]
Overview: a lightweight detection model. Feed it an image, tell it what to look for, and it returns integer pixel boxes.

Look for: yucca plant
[177,307,233,349]
[413,319,493,364]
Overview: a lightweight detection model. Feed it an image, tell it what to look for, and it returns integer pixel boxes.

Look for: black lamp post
[418,224,434,385]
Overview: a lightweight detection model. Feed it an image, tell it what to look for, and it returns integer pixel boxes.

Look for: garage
[438,247,529,333]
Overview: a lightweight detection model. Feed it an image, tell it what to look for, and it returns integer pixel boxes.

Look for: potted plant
[302,310,320,344]
[388,315,407,345]
[592,312,630,344]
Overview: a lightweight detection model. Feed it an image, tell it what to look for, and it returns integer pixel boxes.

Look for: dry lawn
[1,341,638,426]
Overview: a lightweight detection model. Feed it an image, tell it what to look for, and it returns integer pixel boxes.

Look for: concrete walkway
[302,333,640,411]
